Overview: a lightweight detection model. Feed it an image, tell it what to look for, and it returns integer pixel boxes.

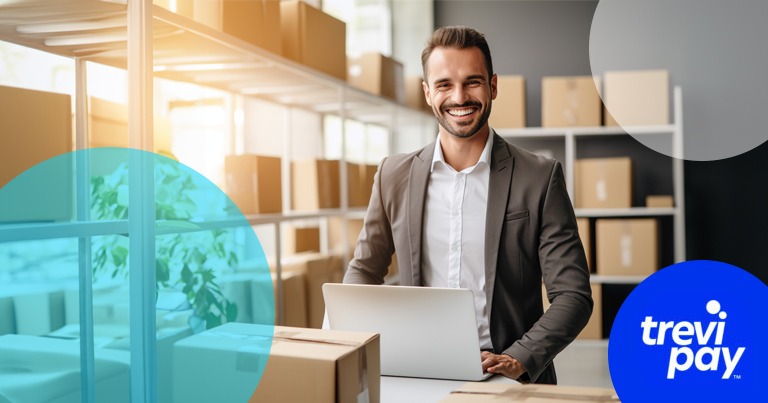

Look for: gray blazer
[343,132,593,384]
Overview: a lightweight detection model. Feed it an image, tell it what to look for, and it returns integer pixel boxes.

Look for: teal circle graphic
[0,148,274,402]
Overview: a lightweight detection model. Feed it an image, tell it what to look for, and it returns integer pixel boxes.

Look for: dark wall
[434,0,768,283]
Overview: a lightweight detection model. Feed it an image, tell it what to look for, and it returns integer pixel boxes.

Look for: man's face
[423,47,497,139]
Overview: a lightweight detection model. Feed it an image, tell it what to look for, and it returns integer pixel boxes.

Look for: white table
[381,374,518,403]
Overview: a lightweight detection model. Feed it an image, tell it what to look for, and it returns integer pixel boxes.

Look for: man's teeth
[448,109,473,116]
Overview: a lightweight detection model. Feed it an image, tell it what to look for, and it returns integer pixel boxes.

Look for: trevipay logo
[640,299,745,379]
[609,261,767,403]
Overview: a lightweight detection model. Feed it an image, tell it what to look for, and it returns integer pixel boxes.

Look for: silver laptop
[322,283,492,381]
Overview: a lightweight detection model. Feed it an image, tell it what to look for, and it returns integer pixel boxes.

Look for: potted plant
[90,154,238,331]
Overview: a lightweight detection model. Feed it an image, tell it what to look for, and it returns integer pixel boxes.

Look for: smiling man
[343,26,592,384]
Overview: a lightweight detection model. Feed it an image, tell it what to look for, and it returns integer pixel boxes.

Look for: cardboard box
[347,162,373,208]
[225,155,282,215]
[13,290,65,336]
[191,0,282,55]
[575,157,632,209]
[280,253,342,328]
[604,69,669,126]
[329,217,364,257]
[441,383,619,402]
[576,217,592,271]
[596,218,659,276]
[281,0,346,80]
[284,225,320,254]
[271,270,308,328]
[173,323,380,403]
[0,294,15,335]
[347,53,405,103]
[0,85,73,223]
[291,159,340,211]
[488,75,526,129]
[542,76,602,127]
[541,282,601,339]
[88,97,173,153]
[364,164,377,204]
[404,76,431,112]
[646,195,674,208]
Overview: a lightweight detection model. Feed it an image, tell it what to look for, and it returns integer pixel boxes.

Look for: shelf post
[127,1,157,402]
[74,56,96,403]
[672,86,686,262]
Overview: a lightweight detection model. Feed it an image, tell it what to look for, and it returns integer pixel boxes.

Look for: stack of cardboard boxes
[157,0,408,104]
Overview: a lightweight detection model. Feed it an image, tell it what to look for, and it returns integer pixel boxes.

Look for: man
[343,26,592,385]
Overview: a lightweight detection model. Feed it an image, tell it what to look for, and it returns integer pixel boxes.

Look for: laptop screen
[323,283,490,381]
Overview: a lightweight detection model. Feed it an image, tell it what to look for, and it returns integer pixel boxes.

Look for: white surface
[323,283,489,381]
[382,374,517,403]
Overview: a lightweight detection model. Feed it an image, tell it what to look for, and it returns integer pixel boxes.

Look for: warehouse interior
[0,0,766,402]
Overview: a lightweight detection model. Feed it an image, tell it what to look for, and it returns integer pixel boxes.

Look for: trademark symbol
[732,374,742,380]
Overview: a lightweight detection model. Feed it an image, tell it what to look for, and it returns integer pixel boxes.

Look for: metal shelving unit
[0,1,433,402]
[499,86,686,273]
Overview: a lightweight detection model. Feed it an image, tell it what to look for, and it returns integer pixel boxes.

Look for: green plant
[90,157,238,330]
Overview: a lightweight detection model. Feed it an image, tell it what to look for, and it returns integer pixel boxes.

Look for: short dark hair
[421,26,494,81]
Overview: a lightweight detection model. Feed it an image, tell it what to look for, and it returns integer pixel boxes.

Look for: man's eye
[467,80,481,86]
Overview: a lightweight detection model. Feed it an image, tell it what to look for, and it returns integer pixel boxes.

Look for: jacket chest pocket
[504,210,529,222]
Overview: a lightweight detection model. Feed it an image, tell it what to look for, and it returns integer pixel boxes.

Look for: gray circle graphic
[590,0,768,161]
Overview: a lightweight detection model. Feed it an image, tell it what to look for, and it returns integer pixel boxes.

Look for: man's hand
[481,351,528,381]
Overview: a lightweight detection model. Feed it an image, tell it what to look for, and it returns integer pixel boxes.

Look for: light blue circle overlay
[608,260,768,402]
[0,147,274,400]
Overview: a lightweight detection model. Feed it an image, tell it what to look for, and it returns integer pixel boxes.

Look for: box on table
[0,85,72,223]
[542,76,602,127]
[575,157,632,209]
[281,0,346,80]
[280,253,343,328]
[604,69,669,127]
[173,323,380,403]
[596,218,659,276]
[187,0,282,55]
[576,217,592,271]
[284,224,320,254]
[225,155,282,215]
[441,383,619,402]
[347,53,405,103]
[271,270,308,328]
[404,76,431,112]
[291,159,340,211]
[646,195,674,208]
[488,75,526,129]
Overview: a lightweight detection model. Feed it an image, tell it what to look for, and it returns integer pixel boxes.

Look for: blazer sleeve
[504,161,593,383]
[343,157,395,284]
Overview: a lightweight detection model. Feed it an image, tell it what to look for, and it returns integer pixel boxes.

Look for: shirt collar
[431,130,494,173]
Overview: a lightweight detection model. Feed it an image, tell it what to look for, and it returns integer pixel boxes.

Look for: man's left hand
[480,351,528,381]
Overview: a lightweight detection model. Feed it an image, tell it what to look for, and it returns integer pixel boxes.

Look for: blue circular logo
[609,260,768,402]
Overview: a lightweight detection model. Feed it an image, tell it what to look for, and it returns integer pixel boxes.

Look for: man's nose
[451,86,469,104]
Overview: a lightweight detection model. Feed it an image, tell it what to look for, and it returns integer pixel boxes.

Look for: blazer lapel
[485,133,514,311]
[407,141,435,286]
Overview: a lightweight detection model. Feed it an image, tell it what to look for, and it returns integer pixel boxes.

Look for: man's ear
[491,74,498,101]
[422,80,432,106]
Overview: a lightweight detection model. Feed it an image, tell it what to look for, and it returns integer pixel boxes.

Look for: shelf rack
[498,86,685,266]
[0,1,433,402]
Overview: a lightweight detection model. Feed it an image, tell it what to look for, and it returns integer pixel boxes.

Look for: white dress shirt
[422,132,493,349]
